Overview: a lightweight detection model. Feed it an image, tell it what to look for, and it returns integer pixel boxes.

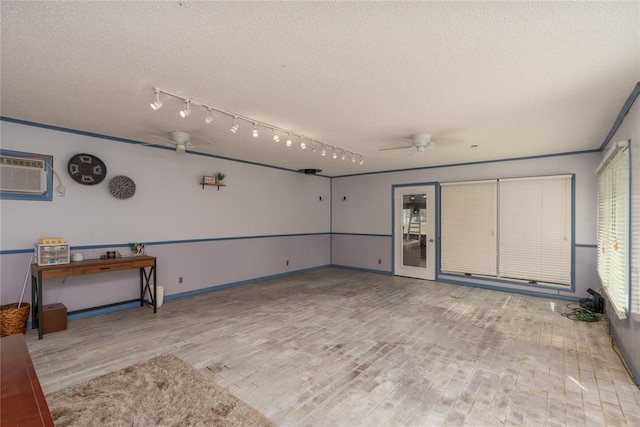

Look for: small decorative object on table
[128,242,146,256]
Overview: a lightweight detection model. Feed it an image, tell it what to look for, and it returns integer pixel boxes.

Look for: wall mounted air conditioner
[0,155,47,194]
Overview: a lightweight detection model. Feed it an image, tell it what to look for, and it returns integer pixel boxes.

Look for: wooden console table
[30,255,157,339]
[0,334,54,426]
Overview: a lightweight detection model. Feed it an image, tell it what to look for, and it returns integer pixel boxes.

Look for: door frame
[392,183,439,280]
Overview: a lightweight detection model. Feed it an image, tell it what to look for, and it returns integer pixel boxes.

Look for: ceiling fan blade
[138,140,175,148]
[378,146,414,151]
[191,136,215,146]
[149,134,176,144]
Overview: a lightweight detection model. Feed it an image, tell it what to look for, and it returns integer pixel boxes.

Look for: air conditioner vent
[0,155,47,194]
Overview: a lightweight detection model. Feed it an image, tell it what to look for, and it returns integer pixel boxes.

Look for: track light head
[179,100,191,118]
[321,146,327,156]
[273,130,280,143]
[252,123,259,138]
[286,134,292,147]
[204,108,214,125]
[230,117,239,133]
[332,149,339,159]
[150,89,163,110]
[341,151,346,161]
[300,138,307,149]
[359,157,364,165]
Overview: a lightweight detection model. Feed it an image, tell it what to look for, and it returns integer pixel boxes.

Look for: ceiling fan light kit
[149,87,363,165]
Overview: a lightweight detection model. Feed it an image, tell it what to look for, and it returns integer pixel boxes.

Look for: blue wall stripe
[599,82,640,151]
[331,232,392,238]
[1,234,595,255]
[439,273,573,293]
[0,232,332,254]
[165,265,331,301]
[331,264,393,275]
[333,149,601,178]
[0,116,332,178]
[438,277,581,302]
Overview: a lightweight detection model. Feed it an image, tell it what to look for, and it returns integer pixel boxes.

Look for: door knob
[429,238,434,242]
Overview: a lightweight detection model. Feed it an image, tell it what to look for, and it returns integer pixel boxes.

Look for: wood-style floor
[25,268,640,426]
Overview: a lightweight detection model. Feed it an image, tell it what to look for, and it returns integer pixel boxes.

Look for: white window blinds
[440,175,573,286]
[596,141,629,319]
[441,180,497,276]
[499,176,572,285]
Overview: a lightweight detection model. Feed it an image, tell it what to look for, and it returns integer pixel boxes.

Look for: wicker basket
[1,303,30,337]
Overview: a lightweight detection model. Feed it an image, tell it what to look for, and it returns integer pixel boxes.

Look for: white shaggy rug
[46,354,275,427]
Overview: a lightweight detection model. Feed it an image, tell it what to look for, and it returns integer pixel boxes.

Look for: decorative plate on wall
[67,153,107,185]
[108,175,136,200]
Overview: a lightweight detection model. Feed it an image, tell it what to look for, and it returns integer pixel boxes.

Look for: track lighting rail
[150,87,364,165]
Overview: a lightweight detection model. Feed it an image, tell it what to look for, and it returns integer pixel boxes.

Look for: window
[596,141,629,319]
[441,175,573,286]
[441,180,497,276]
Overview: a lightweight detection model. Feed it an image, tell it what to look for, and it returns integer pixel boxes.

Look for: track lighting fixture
[150,89,163,110]
[149,86,363,165]
[230,116,239,133]
[204,108,214,125]
[179,100,191,118]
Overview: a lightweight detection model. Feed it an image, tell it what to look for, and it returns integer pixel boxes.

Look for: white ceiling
[1,1,638,176]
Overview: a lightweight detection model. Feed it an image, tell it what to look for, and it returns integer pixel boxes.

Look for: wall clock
[108,175,136,199]
[67,153,107,185]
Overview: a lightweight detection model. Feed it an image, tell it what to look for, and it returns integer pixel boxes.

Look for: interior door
[394,185,436,280]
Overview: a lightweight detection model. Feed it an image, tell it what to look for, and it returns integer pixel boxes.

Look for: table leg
[30,275,36,330]
[140,266,157,313]
[153,261,157,313]
[37,272,43,340]
[139,268,144,307]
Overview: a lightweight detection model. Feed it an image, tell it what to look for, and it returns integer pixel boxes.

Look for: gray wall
[607,85,640,383]
[331,151,601,300]
[0,121,331,312]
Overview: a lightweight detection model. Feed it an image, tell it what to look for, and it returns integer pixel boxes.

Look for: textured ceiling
[1,1,638,176]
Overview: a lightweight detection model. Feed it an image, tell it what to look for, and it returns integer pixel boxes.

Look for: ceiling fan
[379,133,437,153]
[144,131,215,155]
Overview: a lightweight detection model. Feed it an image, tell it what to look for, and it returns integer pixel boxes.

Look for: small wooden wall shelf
[201,176,225,190]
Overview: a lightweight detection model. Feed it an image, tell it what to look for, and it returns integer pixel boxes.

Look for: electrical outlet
[178,276,183,284]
